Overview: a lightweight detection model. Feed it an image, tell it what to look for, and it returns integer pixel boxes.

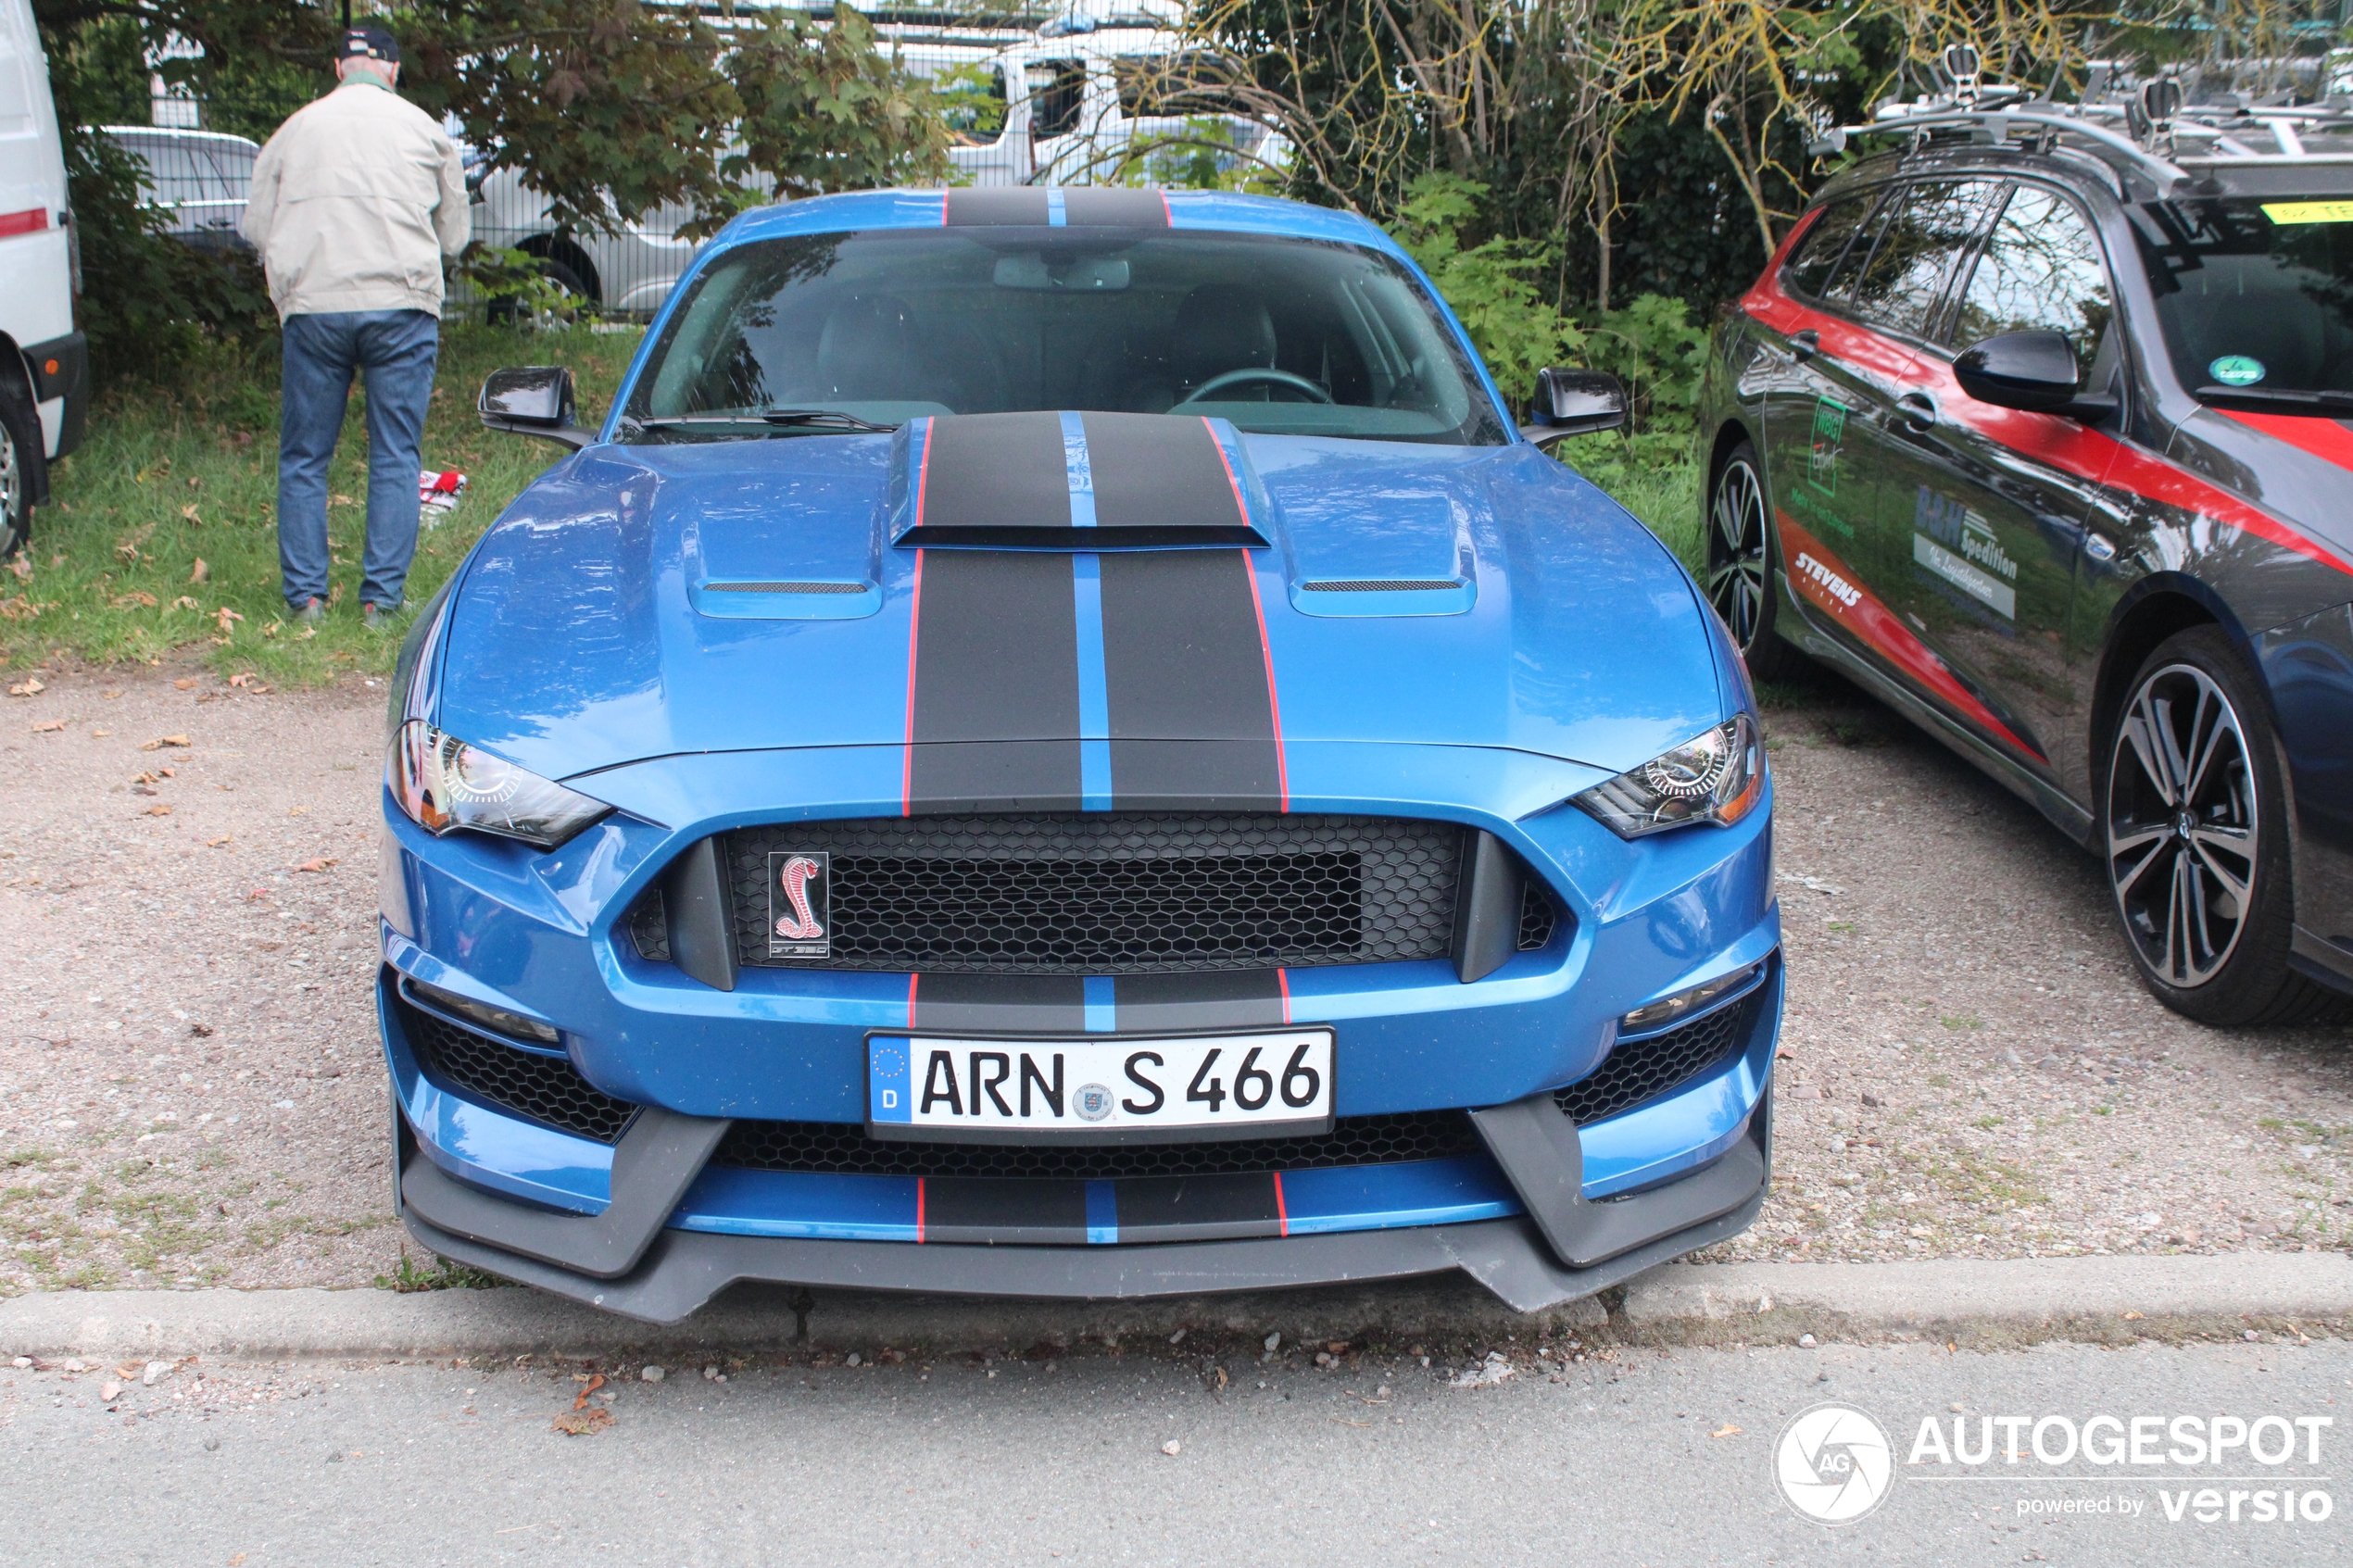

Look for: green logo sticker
[2209,356,2266,386]
[1806,396,1846,496]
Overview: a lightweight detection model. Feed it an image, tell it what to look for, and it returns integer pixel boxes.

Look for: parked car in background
[99,124,258,253]
[1699,53,2353,1025]
[0,0,87,557]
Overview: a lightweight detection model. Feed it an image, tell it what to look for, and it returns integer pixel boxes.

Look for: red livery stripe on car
[0,207,48,238]
[1743,267,2353,581]
[1777,510,2045,759]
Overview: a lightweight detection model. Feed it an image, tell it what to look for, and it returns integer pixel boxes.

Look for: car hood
[434,431,1726,786]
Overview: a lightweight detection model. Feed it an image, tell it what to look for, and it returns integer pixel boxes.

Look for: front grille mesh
[400,998,637,1145]
[725,813,1462,974]
[1554,987,1765,1126]
[1516,883,1556,951]
[711,1110,1481,1178]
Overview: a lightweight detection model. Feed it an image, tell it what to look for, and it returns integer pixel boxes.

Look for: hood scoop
[887,410,1271,550]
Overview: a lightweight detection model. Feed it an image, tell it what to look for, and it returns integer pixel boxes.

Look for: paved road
[6,1336,2347,1565]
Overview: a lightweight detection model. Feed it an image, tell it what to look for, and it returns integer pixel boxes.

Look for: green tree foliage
[1386,173,1581,408]
[31,0,956,380]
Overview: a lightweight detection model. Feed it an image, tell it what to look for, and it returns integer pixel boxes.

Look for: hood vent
[1304,579,1459,593]
[889,410,1270,550]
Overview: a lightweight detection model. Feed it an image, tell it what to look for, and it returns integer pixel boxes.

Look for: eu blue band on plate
[869,1035,912,1123]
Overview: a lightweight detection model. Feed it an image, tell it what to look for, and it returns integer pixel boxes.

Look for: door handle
[1789,329,1819,362]
[1894,392,1939,432]
[2084,533,2118,562]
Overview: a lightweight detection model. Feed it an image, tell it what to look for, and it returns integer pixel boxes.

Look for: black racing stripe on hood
[906,550,1082,812]
[911,972,1087,1033]
[918,411,1072,533]
[924,1178,1088,1244]
[1114,971,1286,1032]
[1081,411,1252,535]
[944,187,1051,226]
[1100,548,1283,810]
[1063,187,1169,226]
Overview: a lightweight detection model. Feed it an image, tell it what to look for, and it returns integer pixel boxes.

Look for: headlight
[1572,715,1764,838]
[389,721,611,849]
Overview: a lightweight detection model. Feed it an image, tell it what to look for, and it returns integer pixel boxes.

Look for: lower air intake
[712,1110,1481,1179]
[1552,985,1766,1127]
[398,997,636,1145]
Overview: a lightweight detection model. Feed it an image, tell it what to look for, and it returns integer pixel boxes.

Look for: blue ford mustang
[379,185,1782,1322]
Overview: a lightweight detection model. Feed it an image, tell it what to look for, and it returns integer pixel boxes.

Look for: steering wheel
[1177,368,1335,405]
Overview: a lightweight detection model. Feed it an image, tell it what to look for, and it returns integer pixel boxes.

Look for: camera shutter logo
[768,851,831,958]
[1775,1403,1894,1524]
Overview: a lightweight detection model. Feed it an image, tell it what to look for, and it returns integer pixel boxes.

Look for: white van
[0,0,84,557]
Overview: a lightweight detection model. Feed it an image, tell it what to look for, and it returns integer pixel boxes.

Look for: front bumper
[380,738,1782,1321]
[384,960,1781,1323]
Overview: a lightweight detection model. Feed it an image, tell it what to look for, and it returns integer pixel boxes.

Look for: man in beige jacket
[242,26,468,631]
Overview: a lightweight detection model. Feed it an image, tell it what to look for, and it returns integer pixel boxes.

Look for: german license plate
[866,1029,1335,1144]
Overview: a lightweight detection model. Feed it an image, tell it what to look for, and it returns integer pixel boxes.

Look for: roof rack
[1805,44,2353,193]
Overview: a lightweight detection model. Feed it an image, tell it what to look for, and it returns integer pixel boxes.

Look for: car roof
[713,187,1402,258]
[97,124,261,153]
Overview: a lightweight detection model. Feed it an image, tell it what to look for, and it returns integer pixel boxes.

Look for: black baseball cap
[338,26,399,64]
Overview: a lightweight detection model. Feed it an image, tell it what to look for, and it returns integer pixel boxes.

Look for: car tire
[0,365,36,561]
[488,256,591,328]
[1705,442,1799,683]
[2103,626,2352,1026]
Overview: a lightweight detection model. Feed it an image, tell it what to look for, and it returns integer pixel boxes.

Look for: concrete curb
[2,1255,2346,1362]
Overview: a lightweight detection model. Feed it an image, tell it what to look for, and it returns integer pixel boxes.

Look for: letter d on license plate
[866,1029,1335,1144]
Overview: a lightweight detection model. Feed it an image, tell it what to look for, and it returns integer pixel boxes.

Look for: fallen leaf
[100,1380,120,1401]
[157,767,175,777]
[102,690,122,698]
[1711,1424,1743,1438]
[205,836,233,848]
[0,596,56,621]
[172,596,199,610]
[143,804,172,817]
[2122,1310,2145,1322]
[8,558,27,581]
[30,719,62,733]
[172,677,199,690]
[113,1363,138,1379]
[213,606,245,634]
[293,857,338,872]
[141,735,192,750]
[261,620,283,639]
[287,806,308,816]
[330,493,357,508]
[181,504,202,524]
[90,729,109,738]
[8,677,44,696]
[550,1408,613,1436]
[229,671,258,688]
[111,591,159,609]
[572,1374,607,1411]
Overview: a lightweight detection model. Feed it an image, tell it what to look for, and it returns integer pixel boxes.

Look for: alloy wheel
[1706,458,1769,650]
[2106,662,2259,989]
[0,413,19,534]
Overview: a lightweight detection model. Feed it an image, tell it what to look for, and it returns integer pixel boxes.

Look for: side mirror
[1952,330,2118,421]
[1521,367,1629,447]
[480,366,592,450]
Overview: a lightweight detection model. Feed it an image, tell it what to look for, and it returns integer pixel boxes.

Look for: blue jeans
[277,309,439,612]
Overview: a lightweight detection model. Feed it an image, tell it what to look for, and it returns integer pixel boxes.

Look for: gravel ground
[0,661,2346,1298]
[1696,670,2353,1269]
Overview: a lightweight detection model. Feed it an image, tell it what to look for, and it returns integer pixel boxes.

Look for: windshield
[2128,195,2353,403]
[621,228,1508,445]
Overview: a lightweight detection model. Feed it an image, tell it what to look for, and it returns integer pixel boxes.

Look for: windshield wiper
[2195,384,2353,416]
[759,408,901,433]
[620,409,902,438]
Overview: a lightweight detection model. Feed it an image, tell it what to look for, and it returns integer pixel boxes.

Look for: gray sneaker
[292,597,324,625]
[362,602,403,633]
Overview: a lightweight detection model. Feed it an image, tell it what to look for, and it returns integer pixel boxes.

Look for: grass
[24,332,1708,684]
[14,323,647,684]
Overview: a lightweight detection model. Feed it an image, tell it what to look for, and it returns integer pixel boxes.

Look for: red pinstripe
[1271,1170,1289,1236]
[900,547,925,816]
